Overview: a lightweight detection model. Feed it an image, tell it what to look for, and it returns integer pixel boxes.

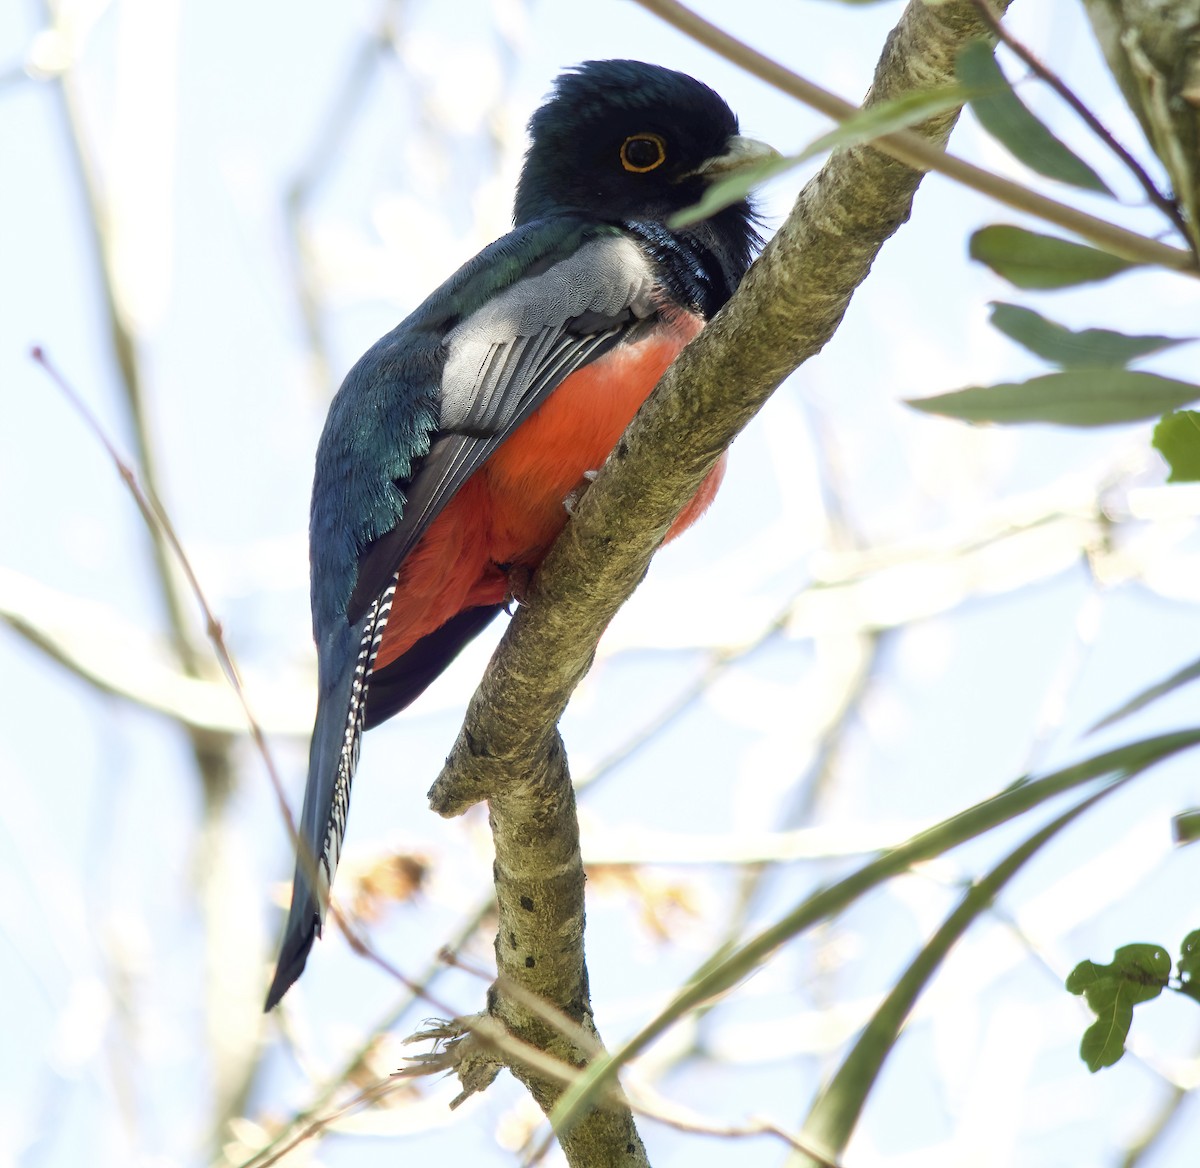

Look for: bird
[265,59,772,1009]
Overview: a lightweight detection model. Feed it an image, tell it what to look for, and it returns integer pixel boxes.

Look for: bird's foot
[503,563,533,612]
[563,468,600,515]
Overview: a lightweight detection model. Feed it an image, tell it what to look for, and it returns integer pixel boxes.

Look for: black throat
[623,206,760,320]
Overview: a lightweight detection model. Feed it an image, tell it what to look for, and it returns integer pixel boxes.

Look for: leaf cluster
[898,37,1200,476]
[1067,933,1200,1072]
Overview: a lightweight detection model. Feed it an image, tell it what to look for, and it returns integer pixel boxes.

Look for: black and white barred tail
[314,580,395,914]
[263,577,396,1010]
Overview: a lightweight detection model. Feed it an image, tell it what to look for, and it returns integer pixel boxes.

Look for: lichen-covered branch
[424,2,1013,1164]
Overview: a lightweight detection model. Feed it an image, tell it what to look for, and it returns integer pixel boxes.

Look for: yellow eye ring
[620,133,667,173]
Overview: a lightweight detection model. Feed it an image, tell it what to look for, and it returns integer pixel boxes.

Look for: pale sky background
[2,2,1199,1166]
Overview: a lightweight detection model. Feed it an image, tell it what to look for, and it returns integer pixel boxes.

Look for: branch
[636,0,1195,272]
[423,1,1020,1162]
[431,0,1017,810]
[429,0,1015,814]
[1082,0,1200,253]
[40,0,208,677]
[0,565,312,736]
[41,0,262,1137]
[968,0,1191,243]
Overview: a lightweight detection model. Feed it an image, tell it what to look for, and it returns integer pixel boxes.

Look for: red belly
[374,315,722,670]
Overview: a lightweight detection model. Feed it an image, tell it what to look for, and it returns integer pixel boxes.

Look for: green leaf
[1179,930,1200,983]
[802,782,1119,1160]
[670,153,800,228]
[794,86,974,159]
[970,225,1142,289]
[1153,411,1200,481]
[989,303,1194,369]
[957,41,1112,194]
[1091,655,1200,731]
[907,370,1200,426]
[1066,944,1170,1071]
[1173,812,1200,847]
[546,729,1200,1136]
[671,86,971,228]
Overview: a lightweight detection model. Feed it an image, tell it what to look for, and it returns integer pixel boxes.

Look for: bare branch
[0,564,309,735]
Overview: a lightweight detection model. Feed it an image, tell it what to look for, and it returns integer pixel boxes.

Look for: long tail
[264,584,395,1010]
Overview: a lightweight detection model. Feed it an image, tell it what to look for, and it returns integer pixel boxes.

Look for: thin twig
[32,347,437,1027]
[244,1077,414,1168]
[968,0,1193,249]
[39,0,205,671]
[574,604,791,795]
[232,901,495,1168]
[284,22,392,395]
[32,351,290,813]
[38,3,261,1129]
[624,1080,841,1164]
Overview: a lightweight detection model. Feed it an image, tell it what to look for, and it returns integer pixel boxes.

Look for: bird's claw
[503,563,533,612]
[563,468,601,515]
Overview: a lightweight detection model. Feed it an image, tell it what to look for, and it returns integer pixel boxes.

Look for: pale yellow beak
[692,135,781,179]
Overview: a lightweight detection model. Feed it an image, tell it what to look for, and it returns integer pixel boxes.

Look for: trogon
[266,59,771,1009]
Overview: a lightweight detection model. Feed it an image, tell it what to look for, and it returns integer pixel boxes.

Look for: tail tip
[264,921,319,1012]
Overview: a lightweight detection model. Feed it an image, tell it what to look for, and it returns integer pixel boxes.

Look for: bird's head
[513,60,775,231]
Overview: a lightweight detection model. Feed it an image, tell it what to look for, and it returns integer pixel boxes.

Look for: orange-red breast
[266,59,772,1009]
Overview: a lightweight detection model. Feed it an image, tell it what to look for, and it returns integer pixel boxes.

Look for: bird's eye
[620,133,667,173]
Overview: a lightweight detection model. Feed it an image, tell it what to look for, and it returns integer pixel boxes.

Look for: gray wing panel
[439,233,658,431]
[346,233,659,622]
